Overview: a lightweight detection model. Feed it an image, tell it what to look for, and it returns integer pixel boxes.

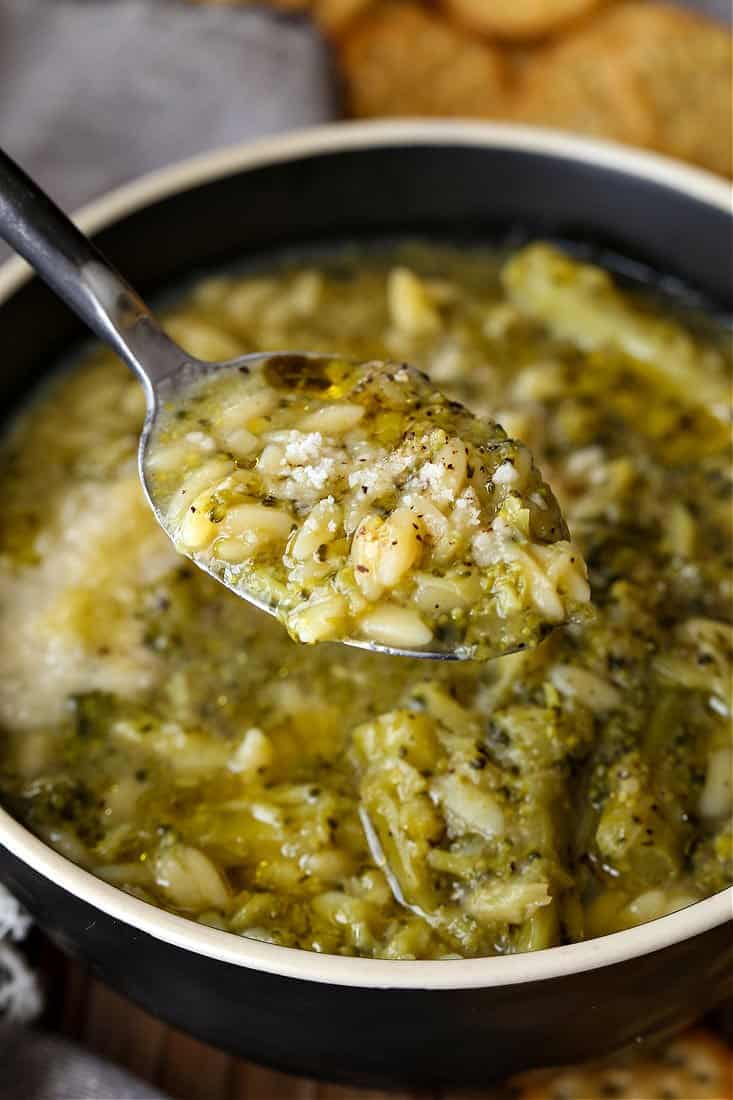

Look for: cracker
[515,1029,733,1100]
[440,0,605,41]
[510,2,733,177]
[625,5,733,178]
[339,2,508,118]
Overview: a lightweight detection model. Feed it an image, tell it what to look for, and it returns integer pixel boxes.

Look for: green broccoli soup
[147,354,589,659]
[0,242,730,959]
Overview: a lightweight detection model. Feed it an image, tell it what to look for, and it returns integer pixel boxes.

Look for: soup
[0,242,730,959]
[147,354,589,657]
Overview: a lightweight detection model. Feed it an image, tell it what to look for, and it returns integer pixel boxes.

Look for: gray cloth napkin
[0,1032,169,1100]
[0,1,334,1096]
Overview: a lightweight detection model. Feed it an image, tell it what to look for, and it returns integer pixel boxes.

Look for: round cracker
[515,1029,733,1100]
[623,4,733,179]
[440,0,605,41]
[511,2,732,177]
[339,2,508,118]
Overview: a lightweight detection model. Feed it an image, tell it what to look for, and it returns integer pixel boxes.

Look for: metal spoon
[0,146,474,659]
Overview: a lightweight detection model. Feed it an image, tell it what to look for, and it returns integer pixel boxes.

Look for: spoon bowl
[140,344,589,662]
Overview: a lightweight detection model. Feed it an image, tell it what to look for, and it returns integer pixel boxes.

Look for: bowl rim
[0,120,730,991]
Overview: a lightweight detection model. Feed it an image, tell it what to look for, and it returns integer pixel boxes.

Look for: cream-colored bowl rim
[0,121,730,991]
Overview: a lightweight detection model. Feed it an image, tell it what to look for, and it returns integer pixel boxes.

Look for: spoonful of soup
[0,148,589,659]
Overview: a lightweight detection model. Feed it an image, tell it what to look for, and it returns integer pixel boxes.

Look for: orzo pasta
[147,355,589,657]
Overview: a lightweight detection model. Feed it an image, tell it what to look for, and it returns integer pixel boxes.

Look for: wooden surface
[38,940,438,1100]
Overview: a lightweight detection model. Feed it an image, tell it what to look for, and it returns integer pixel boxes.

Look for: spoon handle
[0,146,186,392]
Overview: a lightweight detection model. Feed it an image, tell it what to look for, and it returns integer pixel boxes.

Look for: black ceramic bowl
[0,123,731,1089]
